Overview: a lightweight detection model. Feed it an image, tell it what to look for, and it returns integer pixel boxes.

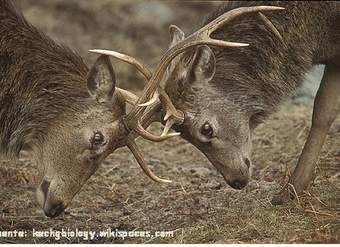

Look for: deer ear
[166,25,186,76]
[87,55,116,103]
[189,45,216,82]
[169,25,185,48]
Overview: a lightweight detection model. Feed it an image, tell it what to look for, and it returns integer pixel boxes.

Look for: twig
[179,182,187,194]
[126,196,151,207]
[288,183,300,206]
[309,192,328,207]
[304,209,335,217]
[308,201,318,220]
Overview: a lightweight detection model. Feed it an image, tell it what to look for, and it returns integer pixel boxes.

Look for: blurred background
[15,0,218,90]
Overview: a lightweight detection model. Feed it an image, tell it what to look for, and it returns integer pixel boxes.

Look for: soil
[0,0,339,244]
[0,103,339,244]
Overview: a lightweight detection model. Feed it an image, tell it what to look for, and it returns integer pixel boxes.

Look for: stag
[93,1,340,204]
[1,0,278,217]
[0,0,171,217]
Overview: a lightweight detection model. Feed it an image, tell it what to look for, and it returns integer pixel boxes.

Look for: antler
[90,5,284,183]
[257,12,283,42]
[127,141,172,183]
[89,49,152,79]
[125,101,173,183]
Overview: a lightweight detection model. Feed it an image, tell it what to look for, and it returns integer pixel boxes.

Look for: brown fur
[0,0,127,217]
[204,1,338,122]
[163,1,340,192]
[0,0,89,156]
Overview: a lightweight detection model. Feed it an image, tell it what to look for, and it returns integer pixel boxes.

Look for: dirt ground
[0,102,339,244]
[0,0,339,244]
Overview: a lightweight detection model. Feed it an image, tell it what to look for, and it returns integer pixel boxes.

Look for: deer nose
[44,201,65,218]
[244,158,251,168]
[229,179,248,190]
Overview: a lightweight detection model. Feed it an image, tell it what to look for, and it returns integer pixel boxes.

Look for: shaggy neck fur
[0,0,90,156]
[204,1,338,123]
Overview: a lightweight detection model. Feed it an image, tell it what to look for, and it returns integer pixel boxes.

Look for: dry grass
[0,102,339,244]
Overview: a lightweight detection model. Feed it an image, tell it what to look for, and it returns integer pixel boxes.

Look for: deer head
[35,54,174,218]
[91,6,284,191]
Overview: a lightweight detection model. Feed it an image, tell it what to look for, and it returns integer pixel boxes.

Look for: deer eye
[92,131,104,146]
[200,122,213,138]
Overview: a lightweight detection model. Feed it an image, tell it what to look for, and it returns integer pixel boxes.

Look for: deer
[93,1,340,204]
[0,0,172,218]
[1,0,281,217]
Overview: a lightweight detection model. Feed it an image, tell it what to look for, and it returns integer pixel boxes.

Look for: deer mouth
[36,179,66,218]
[228,178,249,190]
[211,159,250,190]
[43,201,65,218]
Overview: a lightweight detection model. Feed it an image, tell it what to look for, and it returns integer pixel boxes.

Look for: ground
[0,103,339,244]
[0,0,339,244]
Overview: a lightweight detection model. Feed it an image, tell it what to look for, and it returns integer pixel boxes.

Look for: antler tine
[134,120,180,142]
[159,88,184,136]
[257,12,284,42]
[89,49,152,80]
[138,91,159,107]
[90,49,159,108]
[161,118,177,137]
[193,6,284,48]
[127,141,172,183]
[136,88,184,138]
[116,88,139,105]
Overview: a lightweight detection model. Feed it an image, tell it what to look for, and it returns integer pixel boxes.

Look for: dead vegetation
[0,103,339,244]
